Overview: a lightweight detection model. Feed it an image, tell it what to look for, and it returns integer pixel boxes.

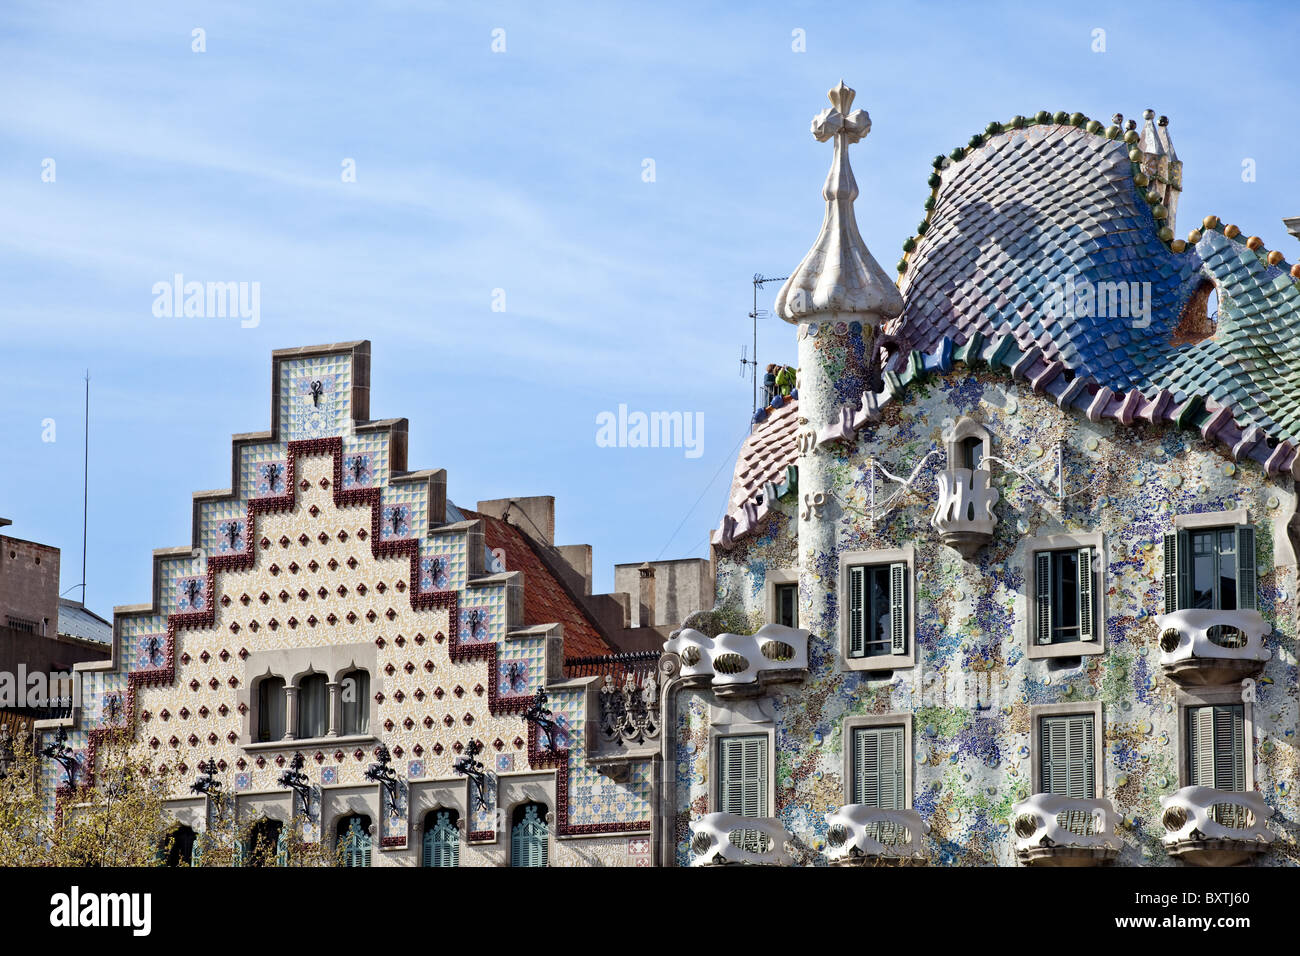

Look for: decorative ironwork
[277,751,313,818]
[190,758,222,797]
[522,690,561,754]
[40,726,78,789]
[452,739,488,812]
[598,671,660,747]
[363,744,401,816]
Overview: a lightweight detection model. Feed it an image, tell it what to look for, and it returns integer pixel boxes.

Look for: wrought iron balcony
[1160,786,1274,866]
[1010,793,1121,866]
[689,812,794,867]
[825,805,928,864]
[930,468,999,559]
[664,623,810,697]
[1156,609,1270,685]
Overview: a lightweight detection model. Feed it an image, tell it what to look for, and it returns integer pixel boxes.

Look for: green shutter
[1163,532,1180,613]
[848,566,865,657]
[1235,526,1257,612]
[423,811,459,868]
[1213,706,1246,792]
[720,735,767,818]
[1036,551,1053,644]
[233,833,246,868]
[510,805,548,867]
[274,824,288,867]
[1041,715,1094,799]
[889,563,907,655]
[1077,547,1095,642]
[853,726,905,810]
[1188,706,1217,788]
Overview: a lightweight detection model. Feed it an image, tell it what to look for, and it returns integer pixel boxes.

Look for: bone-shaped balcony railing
[825,805,928,862]
[1160,786,1274,847]
[664,623,810,694]
[1156,609,1271,666]
[1010,793,1121,858]
[689,812,795,867]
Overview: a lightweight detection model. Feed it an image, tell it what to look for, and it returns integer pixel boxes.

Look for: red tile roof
[463,510,615,659]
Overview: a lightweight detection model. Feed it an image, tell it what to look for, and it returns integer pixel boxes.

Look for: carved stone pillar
[326,681,342,736]
[283,686,298,740]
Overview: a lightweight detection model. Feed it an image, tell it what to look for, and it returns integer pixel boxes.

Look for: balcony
[1010,793,1121,866]
[689,812,794,867]
[825,806,928,865]
[664,623,810,697]
[1156,609,1270,686]
[1161,786,1274,866]
[930,468,999,559]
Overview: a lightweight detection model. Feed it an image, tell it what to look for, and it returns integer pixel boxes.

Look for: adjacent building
[671,86,1299,867]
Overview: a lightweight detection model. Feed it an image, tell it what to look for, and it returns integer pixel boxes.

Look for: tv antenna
[742,273,788,417]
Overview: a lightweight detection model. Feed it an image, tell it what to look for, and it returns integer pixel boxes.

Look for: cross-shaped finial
[811,80,871,146]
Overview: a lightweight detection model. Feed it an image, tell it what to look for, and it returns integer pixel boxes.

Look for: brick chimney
[636,563,656,628]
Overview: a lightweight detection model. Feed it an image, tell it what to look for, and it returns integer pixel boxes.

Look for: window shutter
[742,737,766,818]
[852,727,879,807]
[1036,551,1053,644]
[1188,706,1216,788]
[1163,532,1180,613]
[233,834,245,868]
[1235,525,1257,612]
[1077,547,1095,642]
[275,825,288,867]
[1212,706,1246,792]
[1066,715,1094,800]
[1041,717,1068,795]
[889,563,907,655]
[721,735,767,818]
[848,566,865,657]
[881,726,905,810]
[191,834,205,868]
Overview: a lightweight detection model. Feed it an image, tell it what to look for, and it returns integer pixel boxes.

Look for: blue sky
[1,1,1296,615]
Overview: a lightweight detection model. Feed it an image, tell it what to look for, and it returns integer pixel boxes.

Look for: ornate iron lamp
[191,758,222,797]
[40,726,78,788]
[363,744,401,816]
[523,690,562,754]
[452,739,488,811]
[277,751,313,818]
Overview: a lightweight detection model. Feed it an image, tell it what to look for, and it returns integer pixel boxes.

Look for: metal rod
[81,370,89,604]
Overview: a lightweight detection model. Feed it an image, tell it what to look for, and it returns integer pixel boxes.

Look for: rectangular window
[1034,548,1095,644]
[848,563,907,658]
[718,734,768,818]
[851,725,905,810]
[1039,714,1095,799]
[775,583,798,628]
[1164,525,1256,614]
[1187,704,1246,792]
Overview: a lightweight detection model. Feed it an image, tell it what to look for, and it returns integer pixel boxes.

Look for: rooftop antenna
[75,371,89,605]
[744,273,788,418]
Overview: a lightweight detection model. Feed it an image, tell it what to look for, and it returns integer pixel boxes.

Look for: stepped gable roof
[462,509,614,658]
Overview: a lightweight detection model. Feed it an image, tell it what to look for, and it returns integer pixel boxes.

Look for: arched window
[337,814,371,867]
[510,803,549,867]
[340,669,370,736]
[257,677,286,742]
[244,818,285,867]
[422,809,459,867]
[297,673,328,739]
[160,824,196,867]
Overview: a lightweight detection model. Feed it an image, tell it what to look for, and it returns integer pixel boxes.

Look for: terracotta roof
[463,510,615,658]
[712,397,800,549]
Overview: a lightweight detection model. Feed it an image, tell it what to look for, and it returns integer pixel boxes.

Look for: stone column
[327,681,342,736]
[283,686,298,740]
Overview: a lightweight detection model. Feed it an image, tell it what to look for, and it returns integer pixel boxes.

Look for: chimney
[1284,218,1300,242]
[1138,109,1181,235]
[637,562,656,628]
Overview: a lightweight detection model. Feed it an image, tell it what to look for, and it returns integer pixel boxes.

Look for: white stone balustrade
[931,468,998,558]
[664,623,810,695]
[1161,786,1273,849]
[1010,793,1120,864]
[825,805,928,863]
[689,812,795,866]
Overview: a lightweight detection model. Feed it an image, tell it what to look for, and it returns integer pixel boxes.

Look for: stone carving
[931,467,999,558]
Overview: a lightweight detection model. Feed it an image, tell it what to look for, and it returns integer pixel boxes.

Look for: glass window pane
[1190,531,1217,609]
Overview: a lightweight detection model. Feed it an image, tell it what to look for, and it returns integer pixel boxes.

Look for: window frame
[1024,532,1106,659]
[764,568,800,628]
[841,713,912,809]
[1176,686,1255,790]
[1029,701,1104,799]
[707,721,776,817]
[838,546,916,672]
